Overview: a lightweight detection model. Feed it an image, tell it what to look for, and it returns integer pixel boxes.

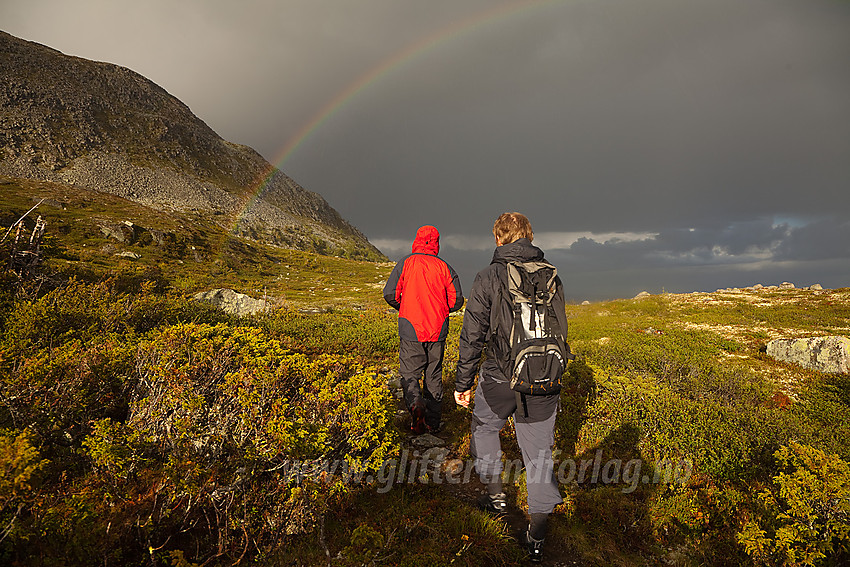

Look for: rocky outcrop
[193,289,271,317]
[0,31,384,261]
[766,336,850,374]
[714,282,826,293]
[98,220,138,243]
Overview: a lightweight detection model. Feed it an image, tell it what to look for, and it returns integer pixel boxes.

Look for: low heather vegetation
[1,199,848,565]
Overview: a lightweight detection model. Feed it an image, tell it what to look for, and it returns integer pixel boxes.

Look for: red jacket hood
[412,225,440,255]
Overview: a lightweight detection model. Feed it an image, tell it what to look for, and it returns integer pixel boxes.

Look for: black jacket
[455,238,567,420]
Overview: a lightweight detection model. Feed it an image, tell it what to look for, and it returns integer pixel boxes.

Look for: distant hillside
[0,175,393,309]
[0,30,384,261]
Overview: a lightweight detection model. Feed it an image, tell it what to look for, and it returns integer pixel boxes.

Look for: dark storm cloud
[0,0,507,149]
[2,0,849,299]
[775,218,850,261]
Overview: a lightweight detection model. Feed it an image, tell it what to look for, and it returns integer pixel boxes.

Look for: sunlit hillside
[1,175,392,308]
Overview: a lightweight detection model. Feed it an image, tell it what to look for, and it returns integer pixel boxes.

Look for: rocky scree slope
[0,31,383,260]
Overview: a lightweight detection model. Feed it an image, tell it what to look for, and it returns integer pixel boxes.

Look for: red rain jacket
[383,226,464,342]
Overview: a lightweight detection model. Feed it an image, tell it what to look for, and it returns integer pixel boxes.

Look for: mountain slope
[0,30,384,261]
[0,175,393,309]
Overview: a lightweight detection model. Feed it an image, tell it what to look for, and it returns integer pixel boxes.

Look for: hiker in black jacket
[454,212,566,563]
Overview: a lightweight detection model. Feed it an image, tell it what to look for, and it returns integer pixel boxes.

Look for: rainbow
[233,0,562,232]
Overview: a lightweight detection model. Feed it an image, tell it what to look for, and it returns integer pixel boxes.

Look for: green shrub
[0,429,47,559]
[70,322,400,562]
[0,428,46,510]
[262,308,397,359]
[0,336,135,445]
[0,279,228,445]
[796,374,850,461]
[574,366,789,484]
[738,442,850,566]
[0,278,224,360]
[648,481,753,565]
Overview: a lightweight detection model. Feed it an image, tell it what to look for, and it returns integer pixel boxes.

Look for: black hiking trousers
[399,339,445,430]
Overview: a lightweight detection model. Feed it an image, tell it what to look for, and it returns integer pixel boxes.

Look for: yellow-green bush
[0,428,46,514]
[0,278,402,565]
[738,442,850,566]
[262,308,397,359]
[72,322,398,562]
[129,323,396,466]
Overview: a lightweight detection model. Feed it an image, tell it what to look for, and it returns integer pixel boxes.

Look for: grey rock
[634,291,651,299]
[420,447,449,461]
[193,288,271,316]
[766,336,850,374]
[298,308,323,314]
[779,282,796,290]
[411,434,445,448]
[385,371,401,390]
[581,300,591,306]
[148,228,169,246]
[99,220,135,243]
[114,251,141,259]
[810,283,823,290]
[419,447,450,471]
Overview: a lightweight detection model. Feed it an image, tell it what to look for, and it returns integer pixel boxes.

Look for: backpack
[494,260,574,412]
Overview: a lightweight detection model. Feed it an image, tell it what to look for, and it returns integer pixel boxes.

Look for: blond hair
[493,212,533,245]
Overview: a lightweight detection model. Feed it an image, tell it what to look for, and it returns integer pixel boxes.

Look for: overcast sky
[3,0,849,301]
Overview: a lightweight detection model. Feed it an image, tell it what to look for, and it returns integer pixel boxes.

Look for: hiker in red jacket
[383,225,464,434]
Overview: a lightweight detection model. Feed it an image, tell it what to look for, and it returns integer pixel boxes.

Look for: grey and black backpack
[494,260,574,413]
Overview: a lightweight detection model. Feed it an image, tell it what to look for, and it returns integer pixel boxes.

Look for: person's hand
[454,389,472,409]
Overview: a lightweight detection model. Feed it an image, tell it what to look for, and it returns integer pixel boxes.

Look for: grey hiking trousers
[470,377,563,515]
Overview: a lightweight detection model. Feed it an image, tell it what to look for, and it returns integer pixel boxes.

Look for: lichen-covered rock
[766,336,850,374]
[193,288,270,317]
[98,220,136,243]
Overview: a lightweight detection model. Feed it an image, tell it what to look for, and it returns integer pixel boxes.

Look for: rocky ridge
[0,31,384,261]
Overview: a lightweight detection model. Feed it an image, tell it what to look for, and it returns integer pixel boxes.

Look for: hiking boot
[525,529,544,563]
[409,405,426,435]
[477,491,507,515]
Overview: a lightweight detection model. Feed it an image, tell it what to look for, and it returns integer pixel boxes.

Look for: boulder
[810,283,823,290]
[766,336,850,374]
[193,288,270,316]
[634,291,651,299]
[114,251,141,259]
[779,282,795,290]
[99,220,136,243]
